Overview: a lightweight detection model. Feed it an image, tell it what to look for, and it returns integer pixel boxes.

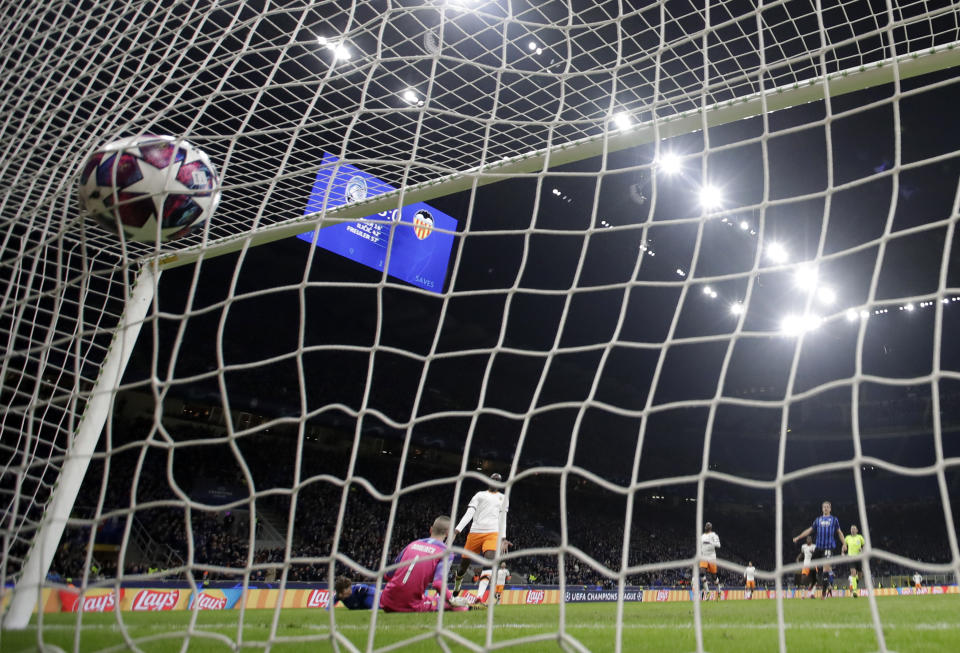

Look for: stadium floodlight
[739,220,749,230]
[528,41,537,51]
[656,151,682,175]
[322,40,352,60]
[699,184,723,210]
[676,268,685,276]
[730,302,745,315]
[846,308,858,321]
[817,286,836,305]
[794,265,818,291]
[780,313,822,336]
[703,285,713,295]
[904,303,915,311]
[401,88,421,105]
[765,242,789,264]
[860,310,871,318]
[612,111,631,131]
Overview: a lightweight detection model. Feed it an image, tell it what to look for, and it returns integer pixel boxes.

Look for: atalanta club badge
[413,209,434,240]
[345,175,368,203]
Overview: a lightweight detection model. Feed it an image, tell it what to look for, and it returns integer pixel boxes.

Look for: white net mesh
[2,0,960,651]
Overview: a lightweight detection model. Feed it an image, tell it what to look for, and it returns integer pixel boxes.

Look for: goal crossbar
[155,42,960,271]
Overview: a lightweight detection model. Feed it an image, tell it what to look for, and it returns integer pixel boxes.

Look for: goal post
[2,264,156,629]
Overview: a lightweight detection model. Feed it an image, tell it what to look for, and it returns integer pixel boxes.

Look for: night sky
[121,63,960,514]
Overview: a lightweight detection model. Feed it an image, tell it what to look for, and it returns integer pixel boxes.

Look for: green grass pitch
[4,595,959,652]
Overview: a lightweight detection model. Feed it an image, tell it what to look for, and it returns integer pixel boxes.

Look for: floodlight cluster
[317,36,352,61]
[541,123,959,340]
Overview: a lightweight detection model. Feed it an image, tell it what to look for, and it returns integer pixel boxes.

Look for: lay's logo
[194,592,228,610]
[525,590,545,604]
[59,588,123,613]
[656,590,670,602]
[307,589,330,608]
[132,589,179,611]
[82,593,117,612]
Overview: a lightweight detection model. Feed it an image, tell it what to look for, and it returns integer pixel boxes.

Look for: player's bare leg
[476,550,496,605]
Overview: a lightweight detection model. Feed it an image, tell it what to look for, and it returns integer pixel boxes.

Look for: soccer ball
[78,135,220,243]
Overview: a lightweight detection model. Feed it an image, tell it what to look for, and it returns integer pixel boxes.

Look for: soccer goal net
[2,0,960,651]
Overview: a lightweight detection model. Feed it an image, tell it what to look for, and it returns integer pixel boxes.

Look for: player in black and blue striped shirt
[793,501,846,598]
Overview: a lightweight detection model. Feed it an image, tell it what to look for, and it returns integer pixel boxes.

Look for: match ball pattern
[78,135,220,243]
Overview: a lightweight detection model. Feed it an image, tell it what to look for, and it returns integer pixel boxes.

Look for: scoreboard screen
[298,153,457,293]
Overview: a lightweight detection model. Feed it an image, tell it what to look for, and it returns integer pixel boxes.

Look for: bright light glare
[794,265,818,291]
[817,286,836,305]
[730,302,745,315]
[333,44,351,60]
[739,220,749,230]
[703,285,713,295]
[317,36,328,46]
[657,152,682,175]
[401,89,419,104]
[676,268,685,277]
[845,309,858,321]
[780,313,822,336]
[905,303,915,312]
[612,112,631,130]
[528,41,537,51]
[766,242,789,264]
[699,185,722,210]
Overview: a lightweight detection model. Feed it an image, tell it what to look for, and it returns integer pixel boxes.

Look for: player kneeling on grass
[452,473,510,605]
[380,516,470,612]
[332,576,377,610]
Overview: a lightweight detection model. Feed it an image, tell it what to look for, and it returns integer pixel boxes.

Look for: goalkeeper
[451,473,510,604]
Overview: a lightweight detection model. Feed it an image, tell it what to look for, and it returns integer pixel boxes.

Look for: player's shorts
[812,547,834,561]
[801,567,810,576]
[699,560,718,574]
[465,531,499,555]
[496,584,505,593]
[745,580,756,589]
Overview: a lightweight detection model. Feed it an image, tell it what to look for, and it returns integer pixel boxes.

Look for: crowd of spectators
[35,411,958,591]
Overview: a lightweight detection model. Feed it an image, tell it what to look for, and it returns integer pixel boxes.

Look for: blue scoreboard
[298,153,457,293]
